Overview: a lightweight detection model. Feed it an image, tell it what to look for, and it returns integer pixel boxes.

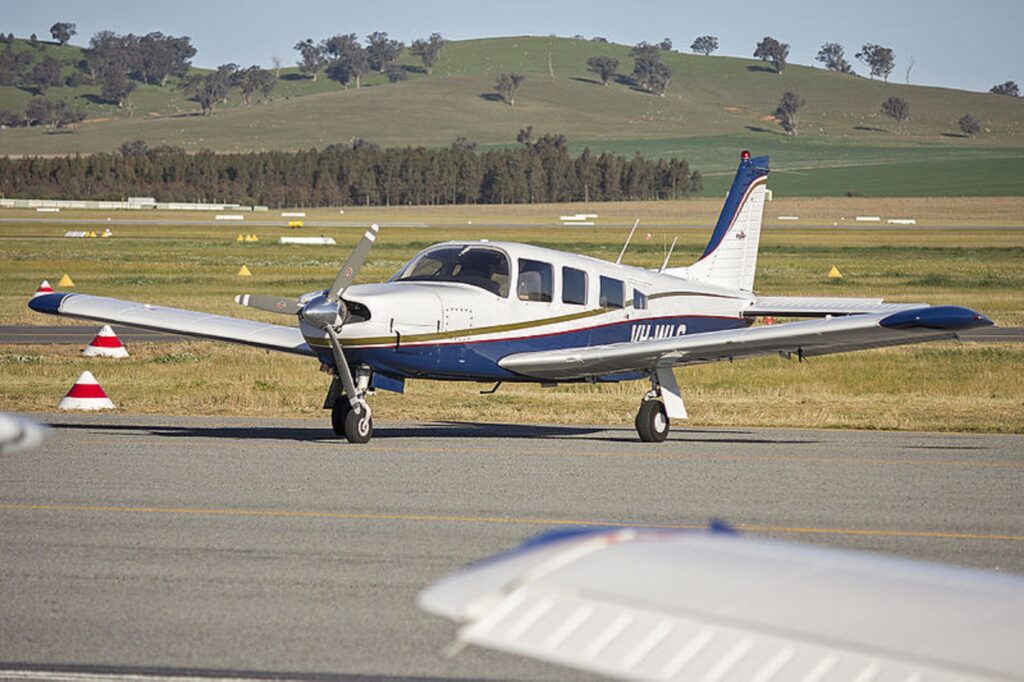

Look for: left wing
[500,305,992,380]
[29,292,314,356]
[419,527,1024,681]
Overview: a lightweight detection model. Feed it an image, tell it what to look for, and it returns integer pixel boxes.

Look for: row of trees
[293,32,444,87]
[585,41,674,96]
[0,134,702,207]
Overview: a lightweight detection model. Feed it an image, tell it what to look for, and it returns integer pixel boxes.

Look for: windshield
[396,246,510,297]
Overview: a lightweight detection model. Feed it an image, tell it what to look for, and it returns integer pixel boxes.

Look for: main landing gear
[634,368,688,443]
[325,365,374,444]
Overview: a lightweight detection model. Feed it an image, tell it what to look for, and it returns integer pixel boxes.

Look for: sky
[5,0,1022,93]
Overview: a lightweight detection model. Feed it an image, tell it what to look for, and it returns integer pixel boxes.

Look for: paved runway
[4,324,1023,346]
[1,414,1022,680]
[0,325,188,344]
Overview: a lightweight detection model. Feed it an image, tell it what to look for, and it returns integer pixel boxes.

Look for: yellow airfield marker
[237,265,252,277]
[58,273,75,287]
[828,265,844,279]
[236,234,245,242]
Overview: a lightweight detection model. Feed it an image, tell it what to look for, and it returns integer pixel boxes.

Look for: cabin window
[397,246,510,297]
[633,289,648,310]
[517,259,554,302]
[562,267,587,305]
[599,276,625,309]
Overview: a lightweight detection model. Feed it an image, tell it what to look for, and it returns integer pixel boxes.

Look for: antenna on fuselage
[658,236,678,273]
[616,219,640,265]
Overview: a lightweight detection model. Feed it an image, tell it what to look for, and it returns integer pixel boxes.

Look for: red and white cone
[83,325,129,358]
[58,371,115,411]
[33,280,54,297]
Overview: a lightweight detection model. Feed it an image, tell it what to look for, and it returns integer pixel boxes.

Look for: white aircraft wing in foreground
[500,306,990,379]
[419,527,1024,681]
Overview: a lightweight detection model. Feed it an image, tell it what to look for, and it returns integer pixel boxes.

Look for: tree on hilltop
[881,96,909,133]
[366,31,404,73]
[690,35,718,56]
[586,55,619,86]
[816,43,853,74]
[49,22,76,46]
[234,65,274,105]
[774,91,805,136]
[181,64,238,115]
[494,72,525,105]
[410,33,445,74]
[323,34,368,88]
[631,42,672,95]
[754,36,789,74]
[294,38,326,81]
[856,44,895,81]
[990,81,1019,97]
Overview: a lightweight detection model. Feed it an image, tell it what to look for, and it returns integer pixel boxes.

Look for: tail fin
[665,151,769,291]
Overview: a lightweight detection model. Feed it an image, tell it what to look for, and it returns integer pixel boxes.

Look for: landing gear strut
[634,368,687,443]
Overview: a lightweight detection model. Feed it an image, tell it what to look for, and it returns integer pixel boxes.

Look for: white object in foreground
[888,218,917,225]
[64,231,88,238]
[215,214,244,221]
[58,371,115,410]
[278,236,337,245]
[82,324,130,358]
[0,413,48,454]
[855,216,881,222]
[419,526,1024,681]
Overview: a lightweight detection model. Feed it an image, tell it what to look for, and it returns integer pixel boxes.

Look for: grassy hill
[1,36,1023,196]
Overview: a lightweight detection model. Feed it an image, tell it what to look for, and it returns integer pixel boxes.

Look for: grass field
[1,198,1021,433]
[2,36,1023,197]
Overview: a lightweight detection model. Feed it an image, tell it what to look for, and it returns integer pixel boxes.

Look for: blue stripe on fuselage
[333,315,747,381]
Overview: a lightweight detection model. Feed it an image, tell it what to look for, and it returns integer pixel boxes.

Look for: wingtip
[28,292,69,314]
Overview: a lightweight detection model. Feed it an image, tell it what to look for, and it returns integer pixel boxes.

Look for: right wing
[420,527,1024,681]
[500,305,992,380]
[29,292,314,356]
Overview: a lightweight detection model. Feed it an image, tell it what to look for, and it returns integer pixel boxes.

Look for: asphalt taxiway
[0,415,1022,680]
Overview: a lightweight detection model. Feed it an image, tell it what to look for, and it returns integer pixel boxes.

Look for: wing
[744,295,926,317]
[29,292,313,356]
[500,305,992,380]
[419,527,1024,681]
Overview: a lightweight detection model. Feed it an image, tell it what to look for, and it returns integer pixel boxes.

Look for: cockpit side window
[517,259,554,302]
[397,246,510,297]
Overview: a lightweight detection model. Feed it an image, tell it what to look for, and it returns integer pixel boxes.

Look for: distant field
[0,200,1021,433]
[2,36,1023,197]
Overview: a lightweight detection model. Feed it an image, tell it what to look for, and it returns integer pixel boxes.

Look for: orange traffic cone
[58,371,115,410]
[83,325,129,359]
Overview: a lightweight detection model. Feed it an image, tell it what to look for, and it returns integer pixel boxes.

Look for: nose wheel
[635,399,669,442]
[332,399,374,444]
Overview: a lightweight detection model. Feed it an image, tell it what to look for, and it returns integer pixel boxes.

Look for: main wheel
[343,404,373,444]
[635,400,669,443]
[331,400,351,436]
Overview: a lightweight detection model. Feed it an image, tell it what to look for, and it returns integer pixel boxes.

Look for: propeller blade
[327,223,379,302]
[234,294,303,315]
[324,326,361,409]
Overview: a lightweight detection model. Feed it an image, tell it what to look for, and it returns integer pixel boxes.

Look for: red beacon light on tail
[741,150,751,160]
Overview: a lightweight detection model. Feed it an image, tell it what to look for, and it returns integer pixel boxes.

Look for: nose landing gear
[325,366,374,444]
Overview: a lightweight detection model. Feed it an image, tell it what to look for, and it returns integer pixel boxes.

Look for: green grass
[2,36,1023,197]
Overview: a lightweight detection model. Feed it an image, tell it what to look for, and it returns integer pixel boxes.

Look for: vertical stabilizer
[665,152,769,291]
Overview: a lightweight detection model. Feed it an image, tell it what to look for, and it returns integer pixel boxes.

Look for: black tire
[635,400,669,443]
[331,400,351,437]
[343,404,373,444]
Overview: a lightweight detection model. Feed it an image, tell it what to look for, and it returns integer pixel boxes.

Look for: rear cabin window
[633,289,649,310]
[517,259,554,302]
[599,276,625,309]
[562,267,588,305]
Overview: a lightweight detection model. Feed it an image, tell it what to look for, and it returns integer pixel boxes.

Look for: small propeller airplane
[29,151,994,443]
